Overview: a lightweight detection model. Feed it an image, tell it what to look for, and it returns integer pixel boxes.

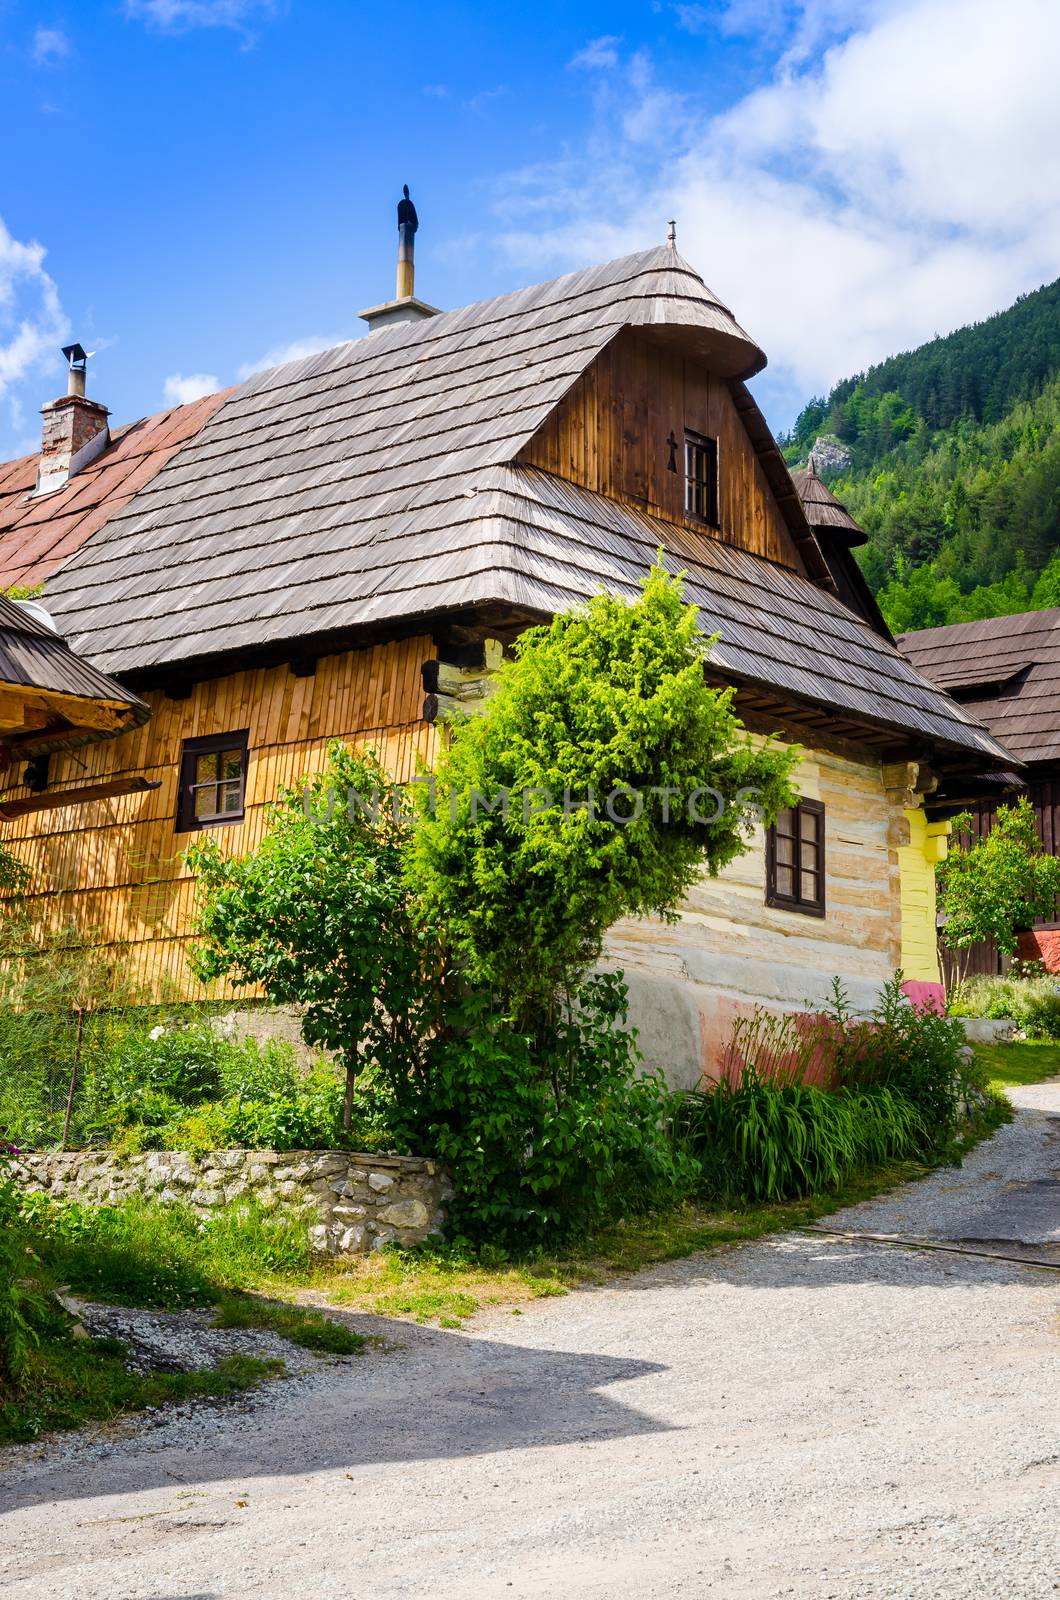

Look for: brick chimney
[36,343,109,495]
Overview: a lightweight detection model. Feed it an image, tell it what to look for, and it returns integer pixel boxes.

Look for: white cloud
[488,0,1060,426]
[32,27,71,66]
[465,85,509,112]
[0,217,69,410]
[568,35,623,70]
[236,334,348,381]
[163,371,219,406]
[124,0,276,34]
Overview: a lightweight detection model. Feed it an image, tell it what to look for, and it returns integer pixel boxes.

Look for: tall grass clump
[676,1071,927,1203]
[678,973,985,1204]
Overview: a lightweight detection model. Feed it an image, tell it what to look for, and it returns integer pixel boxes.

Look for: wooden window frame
[176,729,249,833]
[766,798,826,918]
[684,429,720,528]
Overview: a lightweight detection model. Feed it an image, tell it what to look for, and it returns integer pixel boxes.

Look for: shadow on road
[0,1315,671,1514]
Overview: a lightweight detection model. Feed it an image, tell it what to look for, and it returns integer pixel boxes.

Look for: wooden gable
[518,329,806,575]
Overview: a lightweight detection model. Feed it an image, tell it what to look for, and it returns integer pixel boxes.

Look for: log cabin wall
[519,329,801,571]
[3,635,437,1000]
[604,745,906,1087]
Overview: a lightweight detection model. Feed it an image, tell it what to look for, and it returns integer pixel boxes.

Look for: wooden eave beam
[0,690,50,733]
[0,776,161,822]
[0,678,134,734]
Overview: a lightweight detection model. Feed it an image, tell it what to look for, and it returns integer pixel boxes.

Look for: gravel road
[3,1080,1058,1600]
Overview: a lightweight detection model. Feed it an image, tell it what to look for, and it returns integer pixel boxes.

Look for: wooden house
[898,609,1059,977]
[0,227,1013,1080]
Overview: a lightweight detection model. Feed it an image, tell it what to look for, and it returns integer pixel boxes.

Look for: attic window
[945,664,1032,702]
[176,730,249,832]
[685,431,719,527]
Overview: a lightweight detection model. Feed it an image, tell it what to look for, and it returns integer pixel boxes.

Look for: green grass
[211,1295,364,1355]
[970,1039,1060,1091]
[0,1191,367,1447]
[305,1151,955,1324]
[0,1307,283,1447]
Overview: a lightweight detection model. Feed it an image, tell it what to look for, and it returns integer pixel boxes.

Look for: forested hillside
[780,277,1060,633]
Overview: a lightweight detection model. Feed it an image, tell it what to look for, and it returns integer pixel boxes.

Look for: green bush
[675,1070,927,1204]
[382,973,694,1248]
[0,1148,48,1384]
[948,971,1060,1039]
[676,973,985,1206]
[1017,985,1060,1039]
[0,1004,382,1154]
[824,974,969,1143]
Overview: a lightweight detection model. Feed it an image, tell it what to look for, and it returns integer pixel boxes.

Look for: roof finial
[396,184,419,301]
[667,219,677,249]
[807,452,818,476]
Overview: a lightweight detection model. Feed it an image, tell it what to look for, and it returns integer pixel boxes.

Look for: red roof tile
[0,389,229,591]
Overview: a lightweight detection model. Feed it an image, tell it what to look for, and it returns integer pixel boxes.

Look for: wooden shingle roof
[16,246,1008,766]
[0,592,148,758]
[790,458,866,546]
[898,609,1060,765]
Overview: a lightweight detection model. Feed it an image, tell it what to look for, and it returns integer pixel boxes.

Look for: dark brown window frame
[684,429,720,528]
[766,798,826,918]
[176,729,250,833]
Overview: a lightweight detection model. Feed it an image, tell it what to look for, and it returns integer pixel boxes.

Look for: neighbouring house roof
[0,247,1011,768]
[898,608,1060,765]
[0,591,149,761]
[0,389,229,590]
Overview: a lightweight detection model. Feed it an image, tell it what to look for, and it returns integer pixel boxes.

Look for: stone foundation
[14,1148,451,1255]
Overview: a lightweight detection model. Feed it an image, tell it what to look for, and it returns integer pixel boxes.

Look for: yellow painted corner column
[897,808,951,983]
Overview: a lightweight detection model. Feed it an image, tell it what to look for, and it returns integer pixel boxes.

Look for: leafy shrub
[822,974,970,1143]
[184,569,795,1244]
[409,563,796,1022]
[0,1136,50,1386]
[186,744,434,1132]
[1017,985,1060,1039]
[1,1002,381,1154]
[675,1070,927,1203]
[948,972,1060,1039]
[213,1057,350,1151]
[936,798,1060,987]
[384,973,694,1247]
[681,973,983,1206]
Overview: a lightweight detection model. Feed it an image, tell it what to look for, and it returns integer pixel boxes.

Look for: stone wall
[14,1148,452,1256]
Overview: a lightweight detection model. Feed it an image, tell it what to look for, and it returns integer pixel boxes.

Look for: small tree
[936,796,1060,990]
[408,563,798,1026]
[186,745,444,1129]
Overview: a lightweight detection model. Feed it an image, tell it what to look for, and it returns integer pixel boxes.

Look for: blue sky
[2,0,1058,461]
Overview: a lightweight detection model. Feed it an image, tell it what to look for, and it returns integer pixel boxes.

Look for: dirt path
[3,1081,1059,1600]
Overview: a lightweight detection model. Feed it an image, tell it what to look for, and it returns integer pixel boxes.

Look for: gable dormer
[518,326,830,585]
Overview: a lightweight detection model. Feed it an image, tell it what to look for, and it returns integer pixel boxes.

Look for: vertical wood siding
[3,635,437,998]
[519,330,801,571]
